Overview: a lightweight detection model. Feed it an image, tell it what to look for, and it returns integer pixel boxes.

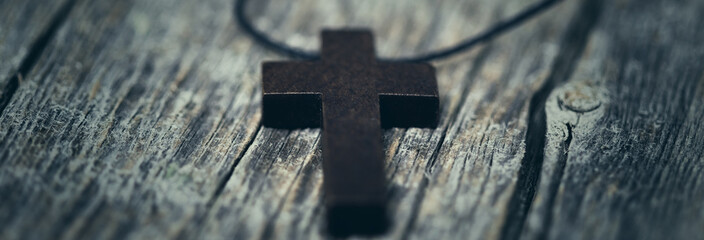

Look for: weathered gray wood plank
[2,0,702,239]
[0,0,261,239]
[0,0,71,113]
[522,0,704,239]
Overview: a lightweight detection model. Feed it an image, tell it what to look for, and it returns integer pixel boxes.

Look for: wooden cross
[261,30,438,236]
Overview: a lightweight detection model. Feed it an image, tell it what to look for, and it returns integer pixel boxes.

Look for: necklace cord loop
[235,0,563,63]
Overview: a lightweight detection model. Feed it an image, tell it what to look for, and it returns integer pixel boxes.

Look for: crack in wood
[425,44,494,175]
[535,123,573,240]
[399,175,430,240]
[499,0,603,239]
[398,44,496,238]
[189,121,264,237]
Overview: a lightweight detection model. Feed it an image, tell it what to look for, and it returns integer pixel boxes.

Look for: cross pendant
[261,30,439,236]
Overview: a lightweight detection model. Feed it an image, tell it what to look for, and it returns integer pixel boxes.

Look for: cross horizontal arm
[375,63,439,128]
[375,63,437,96]
[262,62,324,128]
[262,61,323,94]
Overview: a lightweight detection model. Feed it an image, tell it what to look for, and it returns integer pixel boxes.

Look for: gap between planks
[0,0,78,117]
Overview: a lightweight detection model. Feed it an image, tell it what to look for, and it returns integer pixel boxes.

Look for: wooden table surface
[1,0,703,239]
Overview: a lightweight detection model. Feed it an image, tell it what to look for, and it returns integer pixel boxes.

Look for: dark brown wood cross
[261,30,438,236]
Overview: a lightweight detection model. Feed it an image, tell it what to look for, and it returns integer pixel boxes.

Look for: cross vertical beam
[318,31,387,236]
[261,29,438,237]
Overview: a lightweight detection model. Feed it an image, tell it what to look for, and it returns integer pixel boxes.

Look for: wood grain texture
[0,0,702,239]
[0,0,261,239]
[0,0,71,113]
[521,0,704,239]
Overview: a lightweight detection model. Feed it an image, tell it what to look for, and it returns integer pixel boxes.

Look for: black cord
[235,0,563,63]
